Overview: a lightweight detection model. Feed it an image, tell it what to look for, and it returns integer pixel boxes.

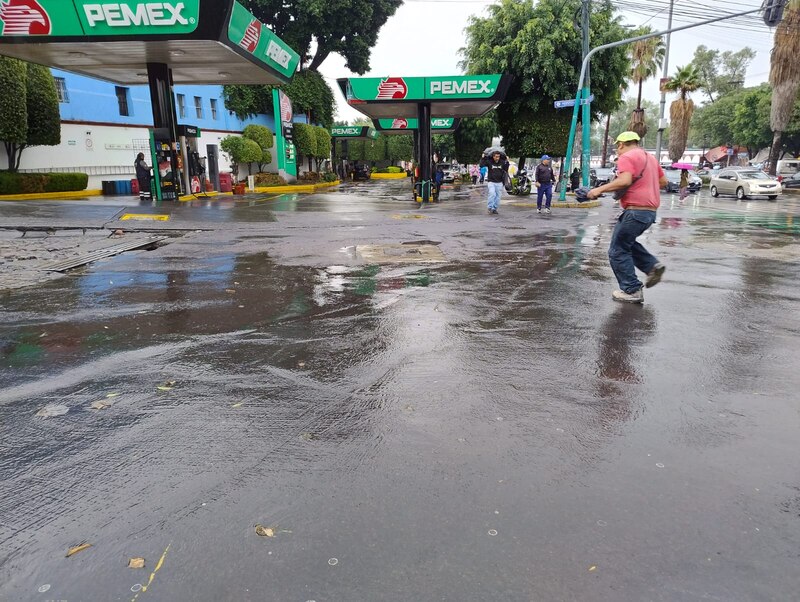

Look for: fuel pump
[149,128,181,201]
[178,125,203,195]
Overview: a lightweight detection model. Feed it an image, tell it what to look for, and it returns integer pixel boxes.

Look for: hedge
[0,171,88,195]
[253,173,287,187]
[374,166,404,173]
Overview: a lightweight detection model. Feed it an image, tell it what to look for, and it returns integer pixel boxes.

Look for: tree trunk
[308,49,331,72]
[636,80,643,110]
[308,155,313,172]
[768,131,783,176]
[601,113,611,168]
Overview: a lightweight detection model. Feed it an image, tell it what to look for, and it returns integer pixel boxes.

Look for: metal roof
[0,0,299,85]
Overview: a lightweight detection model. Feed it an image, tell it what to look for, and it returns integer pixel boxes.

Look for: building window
[194,96,203,119]
[55,77,69,103]
[115,86,130,116]
[210,98,218,120]
[177,94,186,119]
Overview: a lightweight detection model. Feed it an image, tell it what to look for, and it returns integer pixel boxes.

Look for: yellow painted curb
[371,172,408,180]
[0,189,102,201]
[186,180,341,199]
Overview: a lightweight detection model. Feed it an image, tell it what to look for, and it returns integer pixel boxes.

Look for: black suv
[353,164,371,180]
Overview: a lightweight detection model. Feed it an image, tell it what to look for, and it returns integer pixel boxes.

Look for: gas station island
[0,0,300,199]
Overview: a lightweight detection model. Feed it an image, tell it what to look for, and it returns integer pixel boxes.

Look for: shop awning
[0,0,299,85]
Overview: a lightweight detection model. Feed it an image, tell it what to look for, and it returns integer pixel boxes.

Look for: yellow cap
[615,131,641,143]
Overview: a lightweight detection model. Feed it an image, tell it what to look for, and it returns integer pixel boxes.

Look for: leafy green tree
[314,126,332,171]
[387,135,413,164]
[224,71,335,128]
[364,135,387,165]
[221,135,261,179]
[1,59,61,172]
[690,85,800,157]
[26,64,60,149]
[691,45,756,103]
[460,0,629,160]
[293,122,317,170]
[455,114,498,165]
[243,0,402,73]
[432,134,456,162]
[0,57,28,171]
[242,124,273,171]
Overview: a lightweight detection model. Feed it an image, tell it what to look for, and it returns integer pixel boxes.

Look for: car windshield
[739,171,770,180]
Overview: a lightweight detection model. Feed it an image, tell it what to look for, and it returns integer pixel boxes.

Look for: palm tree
[767,0,800,175]
[627,28,666,138]
[665,64,701,162]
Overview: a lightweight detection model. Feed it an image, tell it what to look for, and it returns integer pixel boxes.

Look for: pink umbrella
[671,162,694,170]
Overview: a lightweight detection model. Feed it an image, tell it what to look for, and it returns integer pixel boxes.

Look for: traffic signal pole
[581,0,591,188]
[654,0,675,166]
[557,2,780,202]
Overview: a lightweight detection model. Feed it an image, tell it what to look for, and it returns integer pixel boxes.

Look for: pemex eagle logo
[0,0,51,36]
[376,78,407,100]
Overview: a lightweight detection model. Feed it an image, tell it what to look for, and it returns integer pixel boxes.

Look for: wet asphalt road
[1,182,799,601]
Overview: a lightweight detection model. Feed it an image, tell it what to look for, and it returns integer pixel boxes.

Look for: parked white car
[710,169,782,200]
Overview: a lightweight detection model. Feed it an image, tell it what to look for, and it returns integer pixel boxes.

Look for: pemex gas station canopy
[337,75,511,119]
[330,126,379,140]
[373,117,460,134]
[0,0,300,85]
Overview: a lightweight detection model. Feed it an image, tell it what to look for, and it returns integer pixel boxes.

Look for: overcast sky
[318,0,775,123]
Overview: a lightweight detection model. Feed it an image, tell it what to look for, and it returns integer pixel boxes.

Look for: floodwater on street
[1,181,799,601]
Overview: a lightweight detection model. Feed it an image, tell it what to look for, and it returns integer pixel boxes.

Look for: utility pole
[654,0,675,165]
[580,0,592,187]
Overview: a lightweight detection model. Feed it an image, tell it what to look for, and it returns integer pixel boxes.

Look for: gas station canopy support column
[0,0,300,200]
[337,75,510,202]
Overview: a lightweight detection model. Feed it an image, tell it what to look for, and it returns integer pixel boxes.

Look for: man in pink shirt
[587,131,667,303]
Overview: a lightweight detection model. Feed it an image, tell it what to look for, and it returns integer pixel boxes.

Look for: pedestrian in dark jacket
[480,151,509,214]
[135,153,151,199]
[534,155,555,213]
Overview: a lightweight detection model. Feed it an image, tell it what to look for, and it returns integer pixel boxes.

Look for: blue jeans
[537,183,553,208]
[608,210,659,293]
[487,182,503,210]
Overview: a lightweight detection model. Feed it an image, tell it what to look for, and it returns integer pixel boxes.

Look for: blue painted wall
[51,69,308,132]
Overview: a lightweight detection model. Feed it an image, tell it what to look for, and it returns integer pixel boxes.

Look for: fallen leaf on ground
[66,543,92,557]
[128,557,145,569]
[36,404,69,418]
[231,402,243,408]
[90,400,112,410]
[157,386,173,391]
[106,393,120,398]
[255,524,275,537]
[589,565,597,572]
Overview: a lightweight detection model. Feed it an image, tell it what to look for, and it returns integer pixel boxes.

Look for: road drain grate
[38,237,168,272]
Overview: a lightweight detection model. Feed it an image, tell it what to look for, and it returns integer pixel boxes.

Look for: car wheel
[768,195,777,200]
[710,185,719,197]
[736,187,747,200]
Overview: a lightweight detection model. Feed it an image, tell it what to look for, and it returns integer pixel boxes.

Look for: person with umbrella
[480,149,509,214]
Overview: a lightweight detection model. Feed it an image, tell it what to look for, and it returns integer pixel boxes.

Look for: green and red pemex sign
[345,75,503,103]
[330,126,379,139]
[227,1,298,80]
[0,0,299,80]
[375,118,456,131]
[0,0,200,36]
